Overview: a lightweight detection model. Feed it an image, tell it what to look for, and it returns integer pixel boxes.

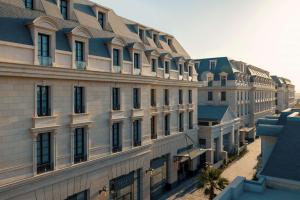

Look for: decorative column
[32,135,37,175]
[70,128,75,164]
[52,130,58,170]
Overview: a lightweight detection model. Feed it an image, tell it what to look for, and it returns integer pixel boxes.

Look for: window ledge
[32,115,58,129]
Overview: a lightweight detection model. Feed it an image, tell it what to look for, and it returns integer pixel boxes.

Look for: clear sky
[93,0,300,91]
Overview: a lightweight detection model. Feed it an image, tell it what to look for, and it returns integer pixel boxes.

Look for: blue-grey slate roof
[256,124,284,137]
[198,105,228,121]
[195,57,237,81]
[261,118,300,182]
[74,3,95,17]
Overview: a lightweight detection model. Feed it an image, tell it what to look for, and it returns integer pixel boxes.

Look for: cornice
[0,62,200,87]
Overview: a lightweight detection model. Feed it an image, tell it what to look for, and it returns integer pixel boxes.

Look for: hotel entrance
[109,169,141,200]
[150,155,168,200]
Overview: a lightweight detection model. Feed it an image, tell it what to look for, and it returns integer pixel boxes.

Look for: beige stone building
[0,0,204,200]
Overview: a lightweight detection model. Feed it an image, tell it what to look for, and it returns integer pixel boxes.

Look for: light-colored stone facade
[272,76,296,113]
[0,0,203,200]
[195,58,276,159]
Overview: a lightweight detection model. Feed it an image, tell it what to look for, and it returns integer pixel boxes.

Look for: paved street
[159,139,261,200]
[222,138,261,182]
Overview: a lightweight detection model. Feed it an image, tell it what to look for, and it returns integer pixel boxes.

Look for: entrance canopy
[239,127,254,133]
[174,148,207,163]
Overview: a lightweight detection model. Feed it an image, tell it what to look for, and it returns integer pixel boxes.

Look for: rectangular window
[150,89,156,107]
[134,53,140,69]
[139,29,144,40]
[189,111,193,129]
[37,132,51,174]
[165,61,169,74]
[75,41,84,62]
[74,86,85,114]
[221,91,226,101]
[208,91,213,101]
[113,49,120,66]
[221,76,226,86]
[153,34,158,45]
[98,12,105,29]
[179,89,183,105]
[38,33,51,66]
[112,88,120,110]
[179,112,184,132]
[74,128,86,163]
[65,190,88,200]
[151,59,157,72]
[179,64,183,75]
[237,92,239,101]
[184,64,188,72]
[25,0,33,9]
[164,89,169,106]
[208,77,213,87]
[37,85,50,117]
[188,66,192,77]
[151,116,157,139]
[188,90,193,104]
[60,0,68,19]
[112,123,122,152]
[133,120,141,147]
[210,60,217,70]
[164,114,170,136]
[133,88,140,109]
[199,139,206,149]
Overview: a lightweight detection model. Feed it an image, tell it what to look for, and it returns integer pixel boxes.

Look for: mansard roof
[0,0,190,60]
[257,109,300,182]
[195,57,272,81]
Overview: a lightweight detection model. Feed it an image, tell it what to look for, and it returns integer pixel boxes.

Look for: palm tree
[200,167,229,200]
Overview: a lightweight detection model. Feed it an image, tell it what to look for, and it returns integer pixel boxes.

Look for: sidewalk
[158,139,261,200]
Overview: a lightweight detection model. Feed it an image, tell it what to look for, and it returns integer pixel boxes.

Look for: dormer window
[38,33,51,66]
[165,61,170,74]
[209,60,217,70]
[113,49,120,66]
[167,39,172,46]
[75,41,85,69]
[98,12,105,29]
[139,29,144,41]
[151,59,157,72]
[134,53,140,69]
[153,34,158,45]
[179,64,183,75]
[60,0,68,19]
[25,0,33,9]
[188,66,192,77]
[221,75,227,86]
[208,76,213,87]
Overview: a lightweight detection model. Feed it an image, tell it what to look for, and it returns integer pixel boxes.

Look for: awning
[174,148,207,162]
[239,127,255,132]
[151,156,166,169]
[110,172,134,190]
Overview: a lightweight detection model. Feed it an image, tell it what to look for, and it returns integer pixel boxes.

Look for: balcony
[112,145,122,153]
[74,154,87,164]
[165,130,170,136]
[131,109,144,118]
[76,61,86,70]
[187,104,194,110]
[134,140,141,147]
[151,133,157,140]
[37,163,53,174]
[39,56,52,66]
[32,115,58,129]
[178,104,185,111]
[163,105,170,112]
[71,113,90,125]
[113,65,121,73]
[111,110,126,121]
